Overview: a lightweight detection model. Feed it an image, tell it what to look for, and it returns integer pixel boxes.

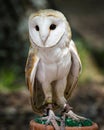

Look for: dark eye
[50,24,56,30]
[35,25,39,31]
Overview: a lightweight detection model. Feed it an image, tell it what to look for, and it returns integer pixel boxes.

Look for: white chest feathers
[37,47,71,83]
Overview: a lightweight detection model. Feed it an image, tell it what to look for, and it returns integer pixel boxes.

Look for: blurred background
[0,0,104,130]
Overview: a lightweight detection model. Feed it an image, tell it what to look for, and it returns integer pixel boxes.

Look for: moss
[34,116,93,127]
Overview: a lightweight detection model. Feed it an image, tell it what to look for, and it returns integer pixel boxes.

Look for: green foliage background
[0,0,104,91]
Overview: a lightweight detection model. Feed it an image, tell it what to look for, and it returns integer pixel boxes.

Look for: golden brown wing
[65,40,82,101]
[25,47,39,95]
[25,47,45,115]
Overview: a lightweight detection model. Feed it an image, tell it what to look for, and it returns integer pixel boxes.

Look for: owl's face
[29,10,71,48]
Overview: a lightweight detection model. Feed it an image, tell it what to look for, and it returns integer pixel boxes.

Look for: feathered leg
[55,78,68,130]
[55,78,86,130]
[41,82,60,130]
[55,77,67,106]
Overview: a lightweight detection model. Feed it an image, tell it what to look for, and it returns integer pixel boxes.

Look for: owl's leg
[41,82,60,130]
[55,77,70,130]
[55,78,86,129]
[62,104,86,120]
[41,82,52,105]
[55,77,67,106]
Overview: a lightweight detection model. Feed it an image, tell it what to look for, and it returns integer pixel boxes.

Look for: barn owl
[25,9,85,130]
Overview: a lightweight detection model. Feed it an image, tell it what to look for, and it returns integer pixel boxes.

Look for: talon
[62,104,86,121]
[41,104,60,130]
[67,110,86,121]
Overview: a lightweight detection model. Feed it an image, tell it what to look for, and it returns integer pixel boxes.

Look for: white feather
[27,10,82,111]
[30,57,39,89]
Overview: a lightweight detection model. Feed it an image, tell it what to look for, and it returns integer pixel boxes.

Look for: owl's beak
[41,35,47,43]
[40,33,49,46]
[39,21,49,46]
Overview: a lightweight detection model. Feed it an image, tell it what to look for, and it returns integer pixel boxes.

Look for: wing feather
[25,47,39,95]
[25,47,44,114]
[65,40,82,100]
